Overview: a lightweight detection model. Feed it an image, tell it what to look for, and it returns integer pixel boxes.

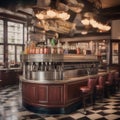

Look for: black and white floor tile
[0,85,120,120]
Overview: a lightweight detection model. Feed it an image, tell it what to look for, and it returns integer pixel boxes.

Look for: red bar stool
[95,75,106,102]
[80,77,97,114]
[114,71,120,91]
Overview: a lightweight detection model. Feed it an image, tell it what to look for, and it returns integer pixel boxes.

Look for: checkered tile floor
[0,85,120,120]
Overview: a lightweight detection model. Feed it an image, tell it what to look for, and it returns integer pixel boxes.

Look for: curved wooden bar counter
[20,54,106,114]
[20,72,108,114]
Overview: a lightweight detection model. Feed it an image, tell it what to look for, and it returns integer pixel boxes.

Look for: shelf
[21,54,64,62]
[101,53,107,55]
[21,54,98,63]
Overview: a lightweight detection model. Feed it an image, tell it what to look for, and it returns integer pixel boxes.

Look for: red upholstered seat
[105,81,110,84]
[80,86,91,93]
[96,85,103,90]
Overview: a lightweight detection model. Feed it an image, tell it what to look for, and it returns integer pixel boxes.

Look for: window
[0,45,4,64]
[112,42,119,64]
[0,20,4,64]
[0,20,3,43]
[8,21,23,44]
[8,45,15,64]
[16,46,23,63]
[7,21,24,65]
[0,19,26,67]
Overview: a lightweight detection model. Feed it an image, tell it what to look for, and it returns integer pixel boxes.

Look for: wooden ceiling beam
[99,5,120,20]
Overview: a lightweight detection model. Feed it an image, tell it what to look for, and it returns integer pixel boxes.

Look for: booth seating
[80,77,97,114]
[95,75,106,102]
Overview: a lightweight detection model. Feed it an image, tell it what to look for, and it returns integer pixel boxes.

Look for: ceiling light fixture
[81,18,90,26]
[81,12,111,33]
[81,31,88,35]
[35,9,70,21]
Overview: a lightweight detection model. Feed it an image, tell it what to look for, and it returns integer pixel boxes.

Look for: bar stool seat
[80,86,91,93]
[96,85,103,90]
[105,81,110,84]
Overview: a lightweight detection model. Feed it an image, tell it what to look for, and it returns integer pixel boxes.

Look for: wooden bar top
[20,71,112,84]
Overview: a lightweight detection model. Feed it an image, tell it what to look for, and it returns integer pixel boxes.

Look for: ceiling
[0,0,120,19]
[0,0,120,37]
[71,0,120,36]
[85,0,120,20]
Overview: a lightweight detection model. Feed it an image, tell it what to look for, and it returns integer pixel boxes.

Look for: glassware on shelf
[63,41,69,54]
[57,40,63,54]
[35,47,40,54]
[76,45,80,54]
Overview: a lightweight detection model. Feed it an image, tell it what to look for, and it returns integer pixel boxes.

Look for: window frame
[0,18,27,67]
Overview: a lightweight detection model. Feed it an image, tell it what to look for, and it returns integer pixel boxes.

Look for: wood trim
[0,13,27,23]
[60,35,111,43]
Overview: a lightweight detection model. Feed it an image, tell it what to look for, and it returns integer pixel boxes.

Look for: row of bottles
[24,38,63,54]
[24,38,91,55]
[63,41,95,55]
[24,44,63,54]
[24,39,103,55]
